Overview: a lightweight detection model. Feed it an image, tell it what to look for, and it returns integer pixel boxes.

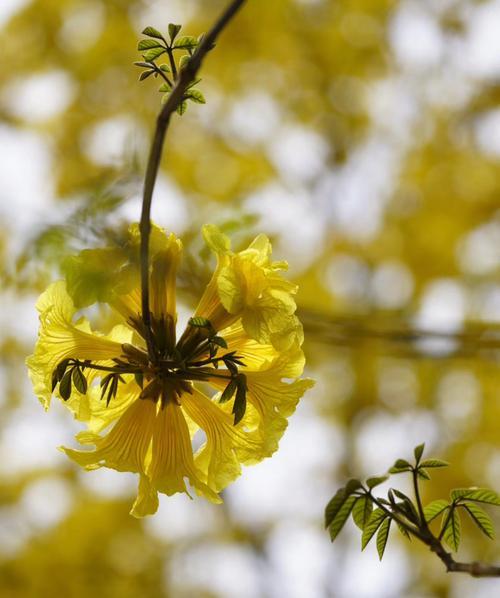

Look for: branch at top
[139,0,246,360]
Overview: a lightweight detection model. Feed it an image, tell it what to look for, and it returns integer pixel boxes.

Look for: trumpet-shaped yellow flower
[27,224,314,516]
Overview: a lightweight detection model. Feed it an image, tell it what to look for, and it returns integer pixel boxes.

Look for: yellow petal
[62,398,156,473]
[130,474,160,518]
[150,233,182,321]
[149,401,221,503]
[181,388,262,492]
[26,281,131,409]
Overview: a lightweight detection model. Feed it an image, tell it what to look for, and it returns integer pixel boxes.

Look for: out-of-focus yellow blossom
[27,224,313,517]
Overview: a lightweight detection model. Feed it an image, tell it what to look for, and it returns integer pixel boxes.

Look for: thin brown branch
[139,0,246,360]
[429,541,500,577]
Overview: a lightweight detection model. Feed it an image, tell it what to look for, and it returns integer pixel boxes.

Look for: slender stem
[139,0,246,361]
[166,48,178,79]
[412,469,429,531]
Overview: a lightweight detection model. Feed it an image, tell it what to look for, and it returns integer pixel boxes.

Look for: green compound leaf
[366,475,389,489]
[142,26,164,40]
[362,509,387,550]
[376,517,391,560]
[424,499,450,523]
[329,495,358,541]
[463,503,495,539]
[352,496,373,530]
[168,23,182,43]
[419,459,449,469]
[138,39,163,51]
[142,47,166,62]
[414,443,425,463]
[173,35,198,50]
[442,508,461,551]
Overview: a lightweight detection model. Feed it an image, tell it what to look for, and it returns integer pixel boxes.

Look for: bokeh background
[1,0,500,596]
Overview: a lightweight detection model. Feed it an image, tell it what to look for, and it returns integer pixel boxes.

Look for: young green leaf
[219,379,237,404]
[176,100,188,115]
[389,459,412,474]
[59,370,73,401]
[143,47,166,62]
[362,509,387,550]
[173,35,198,50]
[442,508,461,551]
[179,54,191,69]
[142,26,164,40]
[139,70,154,81]
[376,517,391,560]
[159,64,170,72]
[185,89,206,104]
[232,376,247,425]
[417,468,431,480]
[461,489,500,506]
[212,336,228,349]
[329,495,358,541]
[158,83,171,93]
[414,443,425,463]
[352,496,373,530]
[463,503,495,539]
[424,499,450,523]
[168,23,182,43]
[138,39,163,51]
[72,367,88,394]
[419,459,449,469]
[366,475,389,489]
[325,488,348,528]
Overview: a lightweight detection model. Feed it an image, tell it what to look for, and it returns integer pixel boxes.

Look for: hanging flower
[27,224,314,517]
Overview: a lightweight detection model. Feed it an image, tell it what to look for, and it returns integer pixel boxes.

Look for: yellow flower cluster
[27,225,313,517]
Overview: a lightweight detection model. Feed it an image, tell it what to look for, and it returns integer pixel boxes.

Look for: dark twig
[139,0,246,361]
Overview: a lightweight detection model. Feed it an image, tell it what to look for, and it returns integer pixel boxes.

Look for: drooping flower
[27,224,314,517]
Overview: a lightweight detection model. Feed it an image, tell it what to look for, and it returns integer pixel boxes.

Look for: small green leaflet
[352,496,373,530]
[72,367,88,394]
[143,47,166,62]
[414,443,425,463]
[442,508,461,551]
[138,39,163,51]
[325,488,348,528]
[452,487,500,504]
[366,475,388,489]
[419,459,449,469]
[463,503,495,539]
[168,23,182,43]
[185,89,206,104]
[329,495,358,541]
[424,499,449,523]
[361,509,387,550]
[173,35,198,50]
[376,518,391,560]
[142,26,164,40]
[59,370,73,401]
